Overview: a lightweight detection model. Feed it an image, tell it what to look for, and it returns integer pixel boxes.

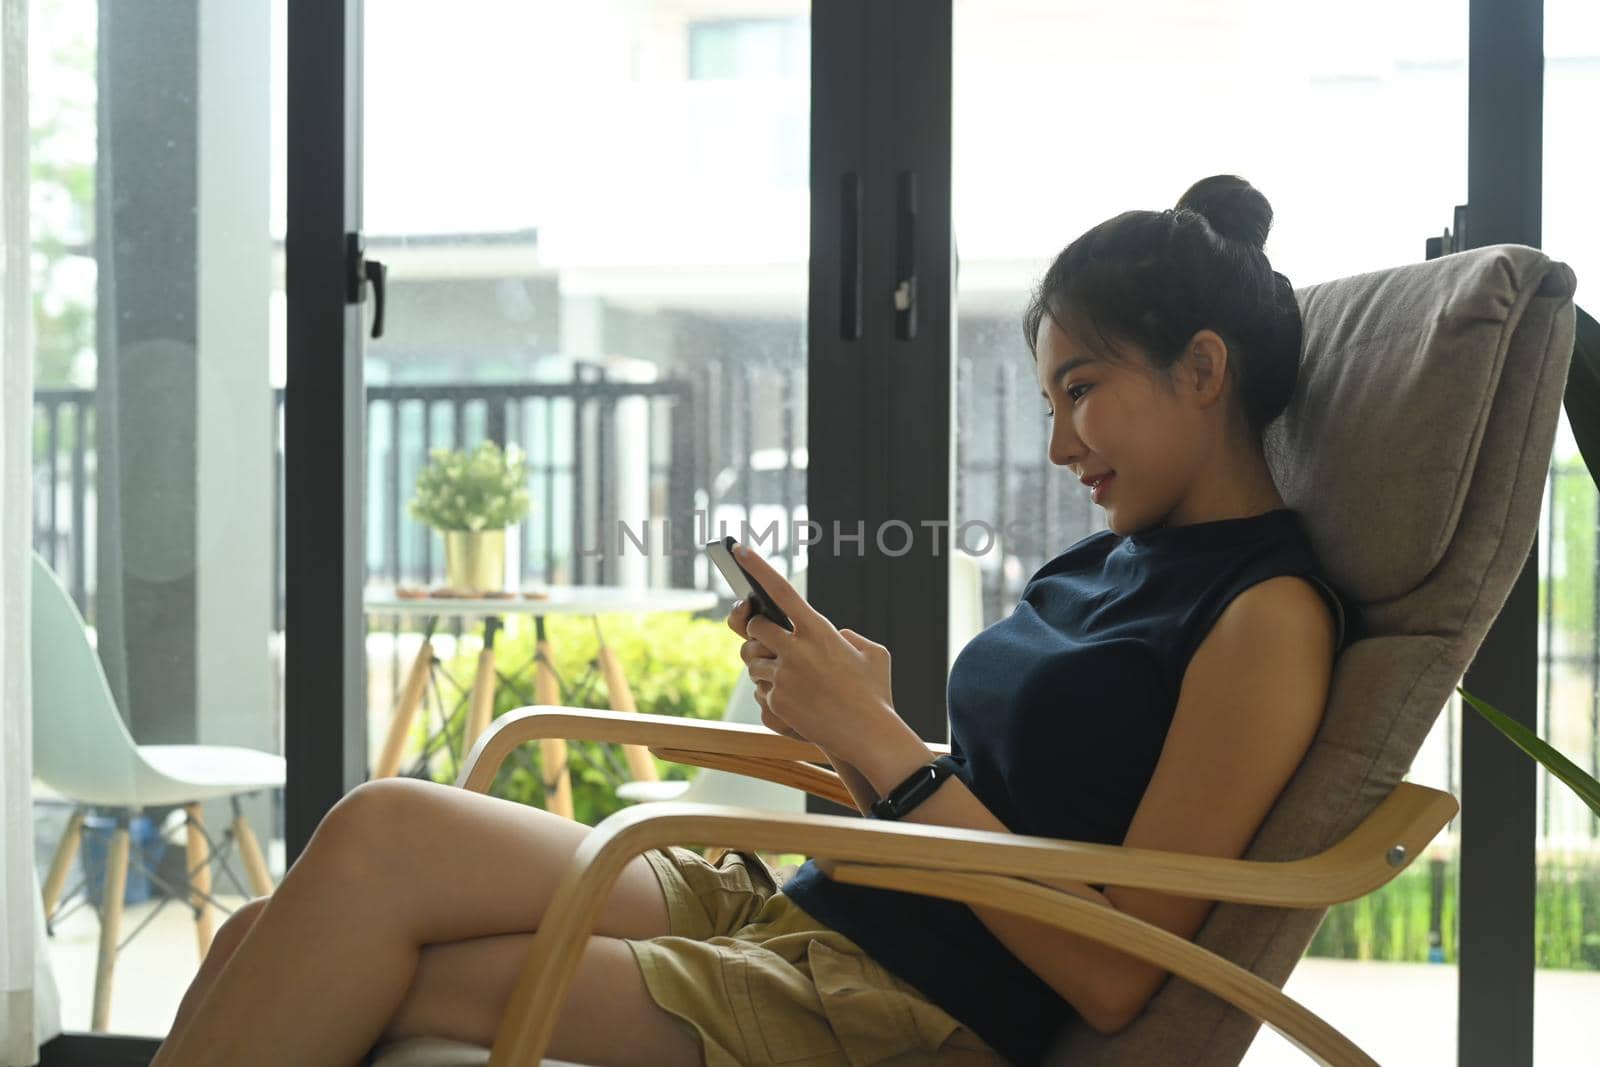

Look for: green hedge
[1308,850,1600,970]
[421,610,740,827]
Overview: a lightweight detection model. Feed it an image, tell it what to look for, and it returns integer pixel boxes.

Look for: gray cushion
[1044,244,1578,1065]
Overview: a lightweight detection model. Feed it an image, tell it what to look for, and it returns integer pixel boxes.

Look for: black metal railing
[30,388,93,615]
[35,367,765,625]
[274,374,703,629]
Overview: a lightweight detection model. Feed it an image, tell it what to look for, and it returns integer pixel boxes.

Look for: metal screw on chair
[1385,844,1408,868]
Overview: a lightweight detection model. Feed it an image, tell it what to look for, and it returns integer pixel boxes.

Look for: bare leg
[150,778,690,1067]
[169,904,699,1065]
[382,931,701,1064]
[161,897,270,1055]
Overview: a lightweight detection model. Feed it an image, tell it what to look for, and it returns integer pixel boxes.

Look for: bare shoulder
[1211,574,1341,669]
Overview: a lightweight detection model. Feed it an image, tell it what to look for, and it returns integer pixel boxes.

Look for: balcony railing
[32,360,806,626]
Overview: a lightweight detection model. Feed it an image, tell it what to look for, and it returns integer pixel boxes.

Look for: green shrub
[1307,850,1600,970]
[419,610,741,827]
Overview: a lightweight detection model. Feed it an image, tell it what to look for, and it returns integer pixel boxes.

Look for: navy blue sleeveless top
[780,507,1360,1065]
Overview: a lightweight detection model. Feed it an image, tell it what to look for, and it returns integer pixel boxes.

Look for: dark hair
[1022,174,1302,442]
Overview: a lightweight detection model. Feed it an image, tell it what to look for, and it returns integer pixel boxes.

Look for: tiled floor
[1239,957,1599,1066]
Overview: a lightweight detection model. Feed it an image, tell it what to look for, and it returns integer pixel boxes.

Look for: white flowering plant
[408,441,532,532]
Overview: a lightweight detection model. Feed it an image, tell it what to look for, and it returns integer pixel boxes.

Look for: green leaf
[1457,686,1600,818]
[407,439,533,531]
[1563,305,1600,488]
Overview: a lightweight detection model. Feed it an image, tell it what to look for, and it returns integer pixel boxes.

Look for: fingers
[747,612,794,646]
[755,684,803,740]
[726,598,752,639]
[739,637,774,668]
[728,543,814,630]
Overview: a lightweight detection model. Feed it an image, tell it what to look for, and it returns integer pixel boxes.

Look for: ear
[1181,329,1230,409]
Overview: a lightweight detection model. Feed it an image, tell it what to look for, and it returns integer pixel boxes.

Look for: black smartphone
[705,536,794,632]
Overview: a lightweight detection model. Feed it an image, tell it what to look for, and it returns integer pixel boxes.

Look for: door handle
[894,170,917,340]
[345,232,388,339]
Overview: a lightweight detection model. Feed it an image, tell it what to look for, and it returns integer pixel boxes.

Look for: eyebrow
[1039,357,1097,399]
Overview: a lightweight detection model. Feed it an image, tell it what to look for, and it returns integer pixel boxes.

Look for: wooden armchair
[370,243,1578,1067]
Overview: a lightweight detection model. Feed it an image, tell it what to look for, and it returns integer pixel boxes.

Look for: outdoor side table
[363,586,719,820]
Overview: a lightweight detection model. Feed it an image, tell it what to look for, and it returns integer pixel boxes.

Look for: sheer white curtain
[2,0,63,1061]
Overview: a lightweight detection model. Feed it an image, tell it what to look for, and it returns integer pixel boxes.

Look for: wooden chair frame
[459,707,1456,1067]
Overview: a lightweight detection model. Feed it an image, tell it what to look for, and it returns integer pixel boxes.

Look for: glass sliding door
[949,1,1468,1063]
[1535,2,1600,1061]
[358,0,810,830]
[28,0,286,1038]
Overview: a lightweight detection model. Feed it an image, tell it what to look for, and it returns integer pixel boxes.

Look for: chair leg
[185,804,216,959]
[91,820,131,1032]
[232,809,276,897]
[464,622,499,756]
[376,637,434,779]
[596,635,659,784]
[41,808,86,920]
[534,630,574,819]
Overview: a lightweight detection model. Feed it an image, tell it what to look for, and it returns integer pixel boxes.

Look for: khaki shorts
[624,846,1009,1067]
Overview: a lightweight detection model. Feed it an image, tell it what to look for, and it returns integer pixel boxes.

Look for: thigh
[303,777,672,945]
[384,930,703,1066]
[624,889,1009,1067]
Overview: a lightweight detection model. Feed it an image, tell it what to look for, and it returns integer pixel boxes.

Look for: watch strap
[868,754,962,821]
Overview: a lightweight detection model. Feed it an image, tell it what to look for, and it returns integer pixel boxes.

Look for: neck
[1168,441,1285,528]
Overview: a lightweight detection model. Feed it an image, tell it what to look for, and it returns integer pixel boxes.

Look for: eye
[1067,383,1092,402]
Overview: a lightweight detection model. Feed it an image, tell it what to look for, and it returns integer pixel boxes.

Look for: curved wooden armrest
[454,704,948,805]
[648,746,856,809]
[485,785,1453,1066]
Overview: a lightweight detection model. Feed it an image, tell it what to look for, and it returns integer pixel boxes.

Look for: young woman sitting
[150,173,1352,1067]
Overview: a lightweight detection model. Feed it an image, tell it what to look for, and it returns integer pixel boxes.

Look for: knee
[208,896,270,961]
[298,777,443,881]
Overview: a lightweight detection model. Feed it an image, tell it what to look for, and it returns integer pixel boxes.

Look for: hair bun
[1176,175,1273,252]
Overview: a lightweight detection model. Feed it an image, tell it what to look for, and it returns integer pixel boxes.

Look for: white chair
[30,553,285,1031]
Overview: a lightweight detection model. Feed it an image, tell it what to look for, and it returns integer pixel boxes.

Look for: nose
[1048,416,1081,469]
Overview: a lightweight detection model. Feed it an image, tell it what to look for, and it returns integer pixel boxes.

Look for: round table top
[364,584,720,618]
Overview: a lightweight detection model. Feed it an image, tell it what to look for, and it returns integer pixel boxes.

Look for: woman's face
[1034,315,1210,535]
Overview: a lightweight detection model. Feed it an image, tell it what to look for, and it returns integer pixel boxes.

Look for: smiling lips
[1089,473,1115,503]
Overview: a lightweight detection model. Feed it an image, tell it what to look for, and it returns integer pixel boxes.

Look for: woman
[151,174,1354,1067]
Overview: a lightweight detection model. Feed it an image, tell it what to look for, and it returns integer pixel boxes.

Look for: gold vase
[443,528,507,593]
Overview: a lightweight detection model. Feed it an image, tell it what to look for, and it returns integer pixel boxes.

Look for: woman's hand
[720,546,897,755]
[727,599,806,740]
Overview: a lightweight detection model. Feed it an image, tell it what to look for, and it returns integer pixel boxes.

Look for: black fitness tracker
[868,754,963,821]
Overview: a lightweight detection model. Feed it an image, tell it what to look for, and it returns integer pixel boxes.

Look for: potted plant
[408,440,531,593]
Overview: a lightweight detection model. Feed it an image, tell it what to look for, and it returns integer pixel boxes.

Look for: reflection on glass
[28,0,285,1038]
[1536,2,1600,1060]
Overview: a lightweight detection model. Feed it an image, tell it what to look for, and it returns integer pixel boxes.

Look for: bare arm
[813,744,880,816]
